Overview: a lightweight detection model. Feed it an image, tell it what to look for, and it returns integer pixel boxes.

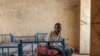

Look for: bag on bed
[35,44,58,56]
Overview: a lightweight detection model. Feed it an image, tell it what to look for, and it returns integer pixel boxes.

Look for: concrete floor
[24,54,89,56]
[73,54,89,56]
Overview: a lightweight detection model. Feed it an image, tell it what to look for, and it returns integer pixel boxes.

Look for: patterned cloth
[35,44,58,56]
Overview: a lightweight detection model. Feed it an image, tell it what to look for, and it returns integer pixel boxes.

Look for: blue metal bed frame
[0,33,66,56]
[0,33,36,56]
[13,35,37,56]
[12,35,36,42]
[17,33,48,56]
[0,45,19,56]
[0,33,13,43]
[18,39,65,56]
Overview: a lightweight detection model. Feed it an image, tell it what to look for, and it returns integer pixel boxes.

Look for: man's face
[55,25,61,33]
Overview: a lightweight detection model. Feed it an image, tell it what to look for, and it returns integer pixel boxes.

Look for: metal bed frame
[0,33,66,56]
[0,45,19,56]
[0,34,13,43]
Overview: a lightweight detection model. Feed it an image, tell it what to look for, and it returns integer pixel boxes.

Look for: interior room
[0,0,100,56]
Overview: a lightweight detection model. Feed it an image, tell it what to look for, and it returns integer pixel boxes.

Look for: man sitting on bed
[45,23,74,56]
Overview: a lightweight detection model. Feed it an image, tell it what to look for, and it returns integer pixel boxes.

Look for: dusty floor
[24,54,89,56]
[73,54,89,56]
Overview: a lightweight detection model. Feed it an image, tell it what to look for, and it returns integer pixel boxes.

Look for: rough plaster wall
[80,0,90,54]
[0,0,80,50]
[91,0,100,56]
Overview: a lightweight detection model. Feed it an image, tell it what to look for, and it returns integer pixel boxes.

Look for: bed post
[34,35,37,43]
[18,44,21,56]
[10,33,13,42]
[18,40,23,56]
[2,47,4,56]
[62,39,65,56]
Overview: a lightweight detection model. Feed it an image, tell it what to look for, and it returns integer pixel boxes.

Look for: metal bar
[2,36,3,43]
[31,43,34,56]
[4,35,6,43]
[0,46,18,48]
[14,36,35,38]
[20,40,23,56]
[18,44,21,56]
[62,39,65,56]
[34,35,37,42]
[8,48,9,56]
[10,33,14,42]
[22,41,62,43]
[0,34,10,36]
[2,48,4,56]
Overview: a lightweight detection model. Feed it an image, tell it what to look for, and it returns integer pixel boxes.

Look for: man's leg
[52,46,71,56]
[65,46,74,56]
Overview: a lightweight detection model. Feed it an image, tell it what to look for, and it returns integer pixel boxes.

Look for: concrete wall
[80,0,90,54]
[91,0,100,56]
[0,0,80,51]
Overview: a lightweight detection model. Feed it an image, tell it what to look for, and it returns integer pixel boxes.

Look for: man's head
[54,23,61,33]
